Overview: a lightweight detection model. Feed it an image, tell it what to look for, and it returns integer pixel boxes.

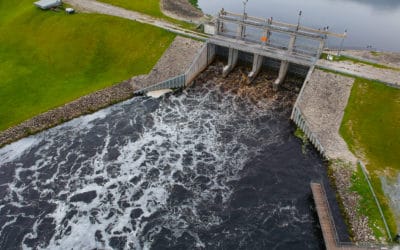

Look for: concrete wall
[215,45,310,77]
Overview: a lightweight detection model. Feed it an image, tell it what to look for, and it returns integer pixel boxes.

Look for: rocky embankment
[161,0,204,23]
[0,37,203,148]
[329,161,376,242]
[298,60,395,242]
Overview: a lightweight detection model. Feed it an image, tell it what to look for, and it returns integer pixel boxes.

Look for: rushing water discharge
[0,66,348,249]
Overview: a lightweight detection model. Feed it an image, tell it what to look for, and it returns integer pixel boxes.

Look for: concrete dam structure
[135,9,346,159]
[136,9,345,95]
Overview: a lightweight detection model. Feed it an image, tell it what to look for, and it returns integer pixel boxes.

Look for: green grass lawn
[0,0,175,131]
[351,165,395,241]
[340,78,400,240]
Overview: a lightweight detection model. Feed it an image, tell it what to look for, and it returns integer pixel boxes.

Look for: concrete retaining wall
[215,45,310,77]
[135,43,216,94]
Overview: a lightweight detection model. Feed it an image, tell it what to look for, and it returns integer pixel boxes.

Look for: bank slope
[341,78,400,240]
[0,0,175,131]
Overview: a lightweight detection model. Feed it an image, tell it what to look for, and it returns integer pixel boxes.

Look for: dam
[136,9,345,95]
[0,9,372,250]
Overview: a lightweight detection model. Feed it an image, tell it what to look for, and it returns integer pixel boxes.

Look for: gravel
[329,161,376,242]
[161,0,204,23]
[297,69,357,164]
[296,68,381,242]
[131,36,204,89]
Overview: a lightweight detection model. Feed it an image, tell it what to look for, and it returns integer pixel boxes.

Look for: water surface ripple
[0,70,346,249]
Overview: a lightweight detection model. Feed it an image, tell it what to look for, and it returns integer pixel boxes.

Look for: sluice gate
[208,10,346,90]
[135,9,345,94]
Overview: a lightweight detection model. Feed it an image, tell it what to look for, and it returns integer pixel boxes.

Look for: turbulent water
[0,66,347,249]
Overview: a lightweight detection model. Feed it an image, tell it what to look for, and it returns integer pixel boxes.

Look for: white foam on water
[0,137,41,164]
[146,89,173,98]
[3,81,289,249]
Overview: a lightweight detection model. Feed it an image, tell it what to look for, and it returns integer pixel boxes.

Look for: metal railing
[291,106,325,156]
[358,160,393,242]
[134,43,215,95]
[312,181,341,244]
[134,74,186,94]
[214,10,334,60]
[312,181,396,249]
[313,182,392,249]
[185,43,214,85]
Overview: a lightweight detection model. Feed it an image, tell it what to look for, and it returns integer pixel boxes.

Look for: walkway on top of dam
[209,10,346,67]
[316,58,400,88]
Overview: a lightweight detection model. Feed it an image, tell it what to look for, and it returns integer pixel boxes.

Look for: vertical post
[288,35,296,52]
[215,17,220,35]
[238,0,248,40]
[207,43,216,65]
[296,10,302,31]
[248,54,263,82]
[223,48,239,77]
[317,39,325,59]
[273,61,289,91]
[337,29,347,56]
[261,17,272,46]
[236,13,247,39]
[215,8,225,35]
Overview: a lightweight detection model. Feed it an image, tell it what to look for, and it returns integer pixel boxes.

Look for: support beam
[207,43,216,64]
[236,14,247,40]
[248,54,263,82]
[223,48,239,77]
[273,61,289,91]
[317,39,325,59]
[288,35,296,52]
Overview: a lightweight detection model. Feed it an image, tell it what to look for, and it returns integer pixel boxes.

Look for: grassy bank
[340,77,400,240]
[0,0,175,131]
[351,165,395,241]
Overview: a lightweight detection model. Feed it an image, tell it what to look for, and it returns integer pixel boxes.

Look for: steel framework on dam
[208,9,346,90]
[135,9,346,95]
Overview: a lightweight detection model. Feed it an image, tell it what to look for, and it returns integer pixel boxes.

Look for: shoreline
[160,0,205,24]
[0,46,395,245]
[0,37,204,148]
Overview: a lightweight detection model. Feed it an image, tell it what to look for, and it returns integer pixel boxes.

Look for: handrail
[291,106,325,156]
[134,43,214,94]
[311,181,396,249]
[221,10,346,38]
[316,181,341,245]
[134,74,186,94]
[358,160,393,242]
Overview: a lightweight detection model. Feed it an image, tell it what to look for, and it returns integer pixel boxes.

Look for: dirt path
[63,0,209,40]
[342,50,400,69]
[316,59,400,87]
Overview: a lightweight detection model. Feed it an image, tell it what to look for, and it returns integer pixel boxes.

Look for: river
[0,65,349,249]
[198,0,400,52]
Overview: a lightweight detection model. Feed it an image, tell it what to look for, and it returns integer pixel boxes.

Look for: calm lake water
[198,0,400,52]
